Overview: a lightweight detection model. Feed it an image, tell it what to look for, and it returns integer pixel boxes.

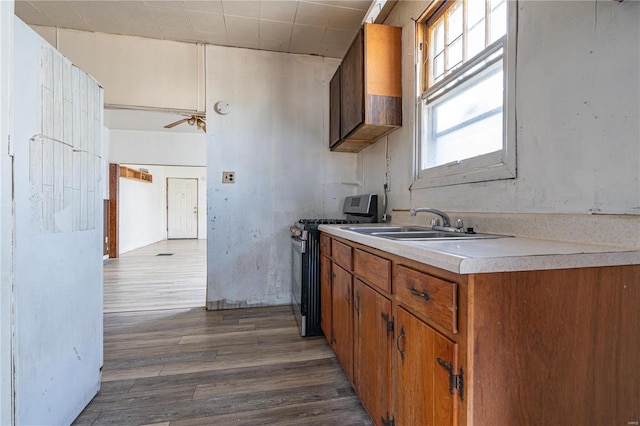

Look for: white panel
[206,45,353,308]
[12,20,102,425]
[57,29,204,111]
[109,129,206,166]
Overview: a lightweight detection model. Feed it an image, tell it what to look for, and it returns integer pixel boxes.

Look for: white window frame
[412,0,518,189]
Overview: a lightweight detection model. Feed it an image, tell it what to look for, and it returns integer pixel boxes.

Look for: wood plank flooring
[73,306,372,425]
[104,240,207,313]
[83,239,372,424]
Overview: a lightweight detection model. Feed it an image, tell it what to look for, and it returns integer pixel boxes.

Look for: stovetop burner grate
[298,218,359,225]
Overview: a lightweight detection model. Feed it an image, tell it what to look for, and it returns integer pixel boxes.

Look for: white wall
[119,165,166,254]
[361,0,640,219]
[31,26,206,112]
[0,1,14,424]
[206,45,357,309]
[12,19,102,424]
[110,128,206,166]
[119,164,207,254]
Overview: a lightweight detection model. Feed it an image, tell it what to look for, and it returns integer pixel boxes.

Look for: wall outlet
[222,171,235,183]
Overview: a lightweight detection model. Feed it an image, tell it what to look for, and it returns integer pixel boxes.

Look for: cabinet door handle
[409,285,431,301]
[396,325,406,361]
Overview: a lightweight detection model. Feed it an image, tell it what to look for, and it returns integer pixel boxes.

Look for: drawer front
[395,265,457,333]
[354,249,391,294]
[332,240,352,270]
[320,234,332,256]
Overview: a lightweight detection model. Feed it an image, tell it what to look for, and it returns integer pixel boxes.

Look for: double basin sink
[342,225,510,241]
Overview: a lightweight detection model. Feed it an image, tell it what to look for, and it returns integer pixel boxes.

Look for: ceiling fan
[164,114,206,132]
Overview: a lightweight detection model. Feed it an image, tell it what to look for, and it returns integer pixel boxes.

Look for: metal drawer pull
[396,325,405,361]
[409,286,431,301]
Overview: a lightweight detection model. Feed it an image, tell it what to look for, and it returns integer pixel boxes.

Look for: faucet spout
[410,207,451,227]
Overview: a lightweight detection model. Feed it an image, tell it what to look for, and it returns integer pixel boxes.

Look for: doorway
[167,177,198,239]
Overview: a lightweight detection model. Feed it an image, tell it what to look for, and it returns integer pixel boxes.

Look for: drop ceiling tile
[322,27,356,46]
[148,5,192,30]
[143,0,185,10]
[188,11,226,34]
[222,0,260,19]
[260,1,298,23]
[327,7,365,30]
[68,1,121,31]
[309,0,372,10]
[159,27,200,43]
[260,20,293,41]
[260,38,290,53]
[291,23,326,43]
[227,34,260,49]
[107,1,156,26]
[225,15,259,39]
[15,1,52,26]
[295,1,334,27]
[183,0,224,14]
[193,31,229,45]
[117,22,165,40]
[320,42,348,58]
[28,1,92,31]
[290,23,324,54]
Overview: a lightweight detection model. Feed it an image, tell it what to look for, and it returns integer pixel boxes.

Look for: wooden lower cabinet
[320,232,640,425]
[394,307,459,426]
[320,253,332,340]
[332,263,353,383]
[353,279,392,425]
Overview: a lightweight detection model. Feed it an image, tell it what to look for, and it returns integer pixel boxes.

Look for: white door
[167,178,198,239]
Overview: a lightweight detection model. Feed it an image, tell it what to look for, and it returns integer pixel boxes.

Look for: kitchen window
[413,0,517,188]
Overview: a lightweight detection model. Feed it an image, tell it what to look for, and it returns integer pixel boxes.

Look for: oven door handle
[291,236,306,254]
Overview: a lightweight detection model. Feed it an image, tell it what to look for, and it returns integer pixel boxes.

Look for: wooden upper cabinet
[329,67,342,148]
[331,23,402,153]
[340,29,365,140]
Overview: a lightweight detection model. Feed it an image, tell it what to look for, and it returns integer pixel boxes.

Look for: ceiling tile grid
[16,0,373,59]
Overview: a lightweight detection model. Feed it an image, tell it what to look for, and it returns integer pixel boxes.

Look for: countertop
[318,224,640,274]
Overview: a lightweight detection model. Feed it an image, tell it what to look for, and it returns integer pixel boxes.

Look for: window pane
[490,0,507,42]
[448,1,464,42]
[433,52,445,82]
[423,59,504,169]
[468,0,486,28]
[467,24,485,59]
[432,20,445,54]
[449,36,463,70]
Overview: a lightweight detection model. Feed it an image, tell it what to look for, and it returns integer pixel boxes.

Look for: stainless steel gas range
[290,194,378,337]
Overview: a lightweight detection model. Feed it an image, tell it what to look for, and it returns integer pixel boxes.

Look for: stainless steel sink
[342,226,431,234]
[343,226,509,241]
[372,231,508,241]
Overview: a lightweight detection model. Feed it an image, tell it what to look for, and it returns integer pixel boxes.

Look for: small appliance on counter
[290,194,378,336]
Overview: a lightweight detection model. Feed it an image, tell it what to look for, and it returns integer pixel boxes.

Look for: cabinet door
[354,279,392,426]
[329,67,341,147]
[320,253,332,341]
[395,307,459,426]
[332,264,353,383]
[340,29,364,138]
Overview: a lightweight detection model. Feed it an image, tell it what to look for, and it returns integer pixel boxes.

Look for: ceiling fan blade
[164,118,189,129]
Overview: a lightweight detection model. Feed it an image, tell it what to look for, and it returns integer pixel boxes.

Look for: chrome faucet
[411,208,464,233]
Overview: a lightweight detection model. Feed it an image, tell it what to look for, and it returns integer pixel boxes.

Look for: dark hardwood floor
[73,305,372,425]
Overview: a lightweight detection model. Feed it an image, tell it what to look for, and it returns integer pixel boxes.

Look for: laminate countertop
[318,224,640,274]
